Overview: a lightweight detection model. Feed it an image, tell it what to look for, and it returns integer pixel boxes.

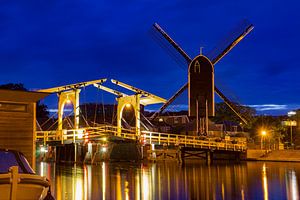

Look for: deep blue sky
[0,0,299,115]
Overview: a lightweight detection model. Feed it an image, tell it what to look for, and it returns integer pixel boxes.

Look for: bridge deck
[36,125,247,152]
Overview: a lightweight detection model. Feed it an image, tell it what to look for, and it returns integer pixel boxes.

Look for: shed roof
[0,89,50,103]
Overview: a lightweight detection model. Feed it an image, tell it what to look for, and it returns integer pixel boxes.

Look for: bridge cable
[111,101,117,125]
[101,89,106,124]
[93,87,100,126]
[40,111,58,130]
[52,109,74,131]
[78,106,90,127]
[65,116,74,129]
[83,86,89,126]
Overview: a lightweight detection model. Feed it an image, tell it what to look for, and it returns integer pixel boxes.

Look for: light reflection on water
[37,161,300,200]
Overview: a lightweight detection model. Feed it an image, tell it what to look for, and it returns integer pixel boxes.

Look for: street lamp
[288,111,296,148]
[261,130,267,149]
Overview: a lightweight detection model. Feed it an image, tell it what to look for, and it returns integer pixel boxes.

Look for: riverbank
[247,149,300,162]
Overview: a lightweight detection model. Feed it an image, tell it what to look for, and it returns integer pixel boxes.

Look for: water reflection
[286,170,299,200]
[37,161,300,200]
[262,163,268,200]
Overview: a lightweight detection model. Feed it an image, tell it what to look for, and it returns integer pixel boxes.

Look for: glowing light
[102,137,107,142]
[84,132,89,143]
[286,170,299,200]
[75,176,83,200]
[84,166,88,200]
[77,129,84,139]
[66,99,72,104]
[125,181,129,200]
[159,118,163,122]
[291,171,299,200]
[142,167,150,200]
[262,164,269,200]
[288,111,296,117]
[125,103,131,108]
[102,162,106,200]
[40,162,44,176]
[40,146,48,153]
[116,170,121,200]
[135,172,140,200]
[101,147,107,152]
[88,142,93,154]
[151,144,156,159]
[261,130,267,136]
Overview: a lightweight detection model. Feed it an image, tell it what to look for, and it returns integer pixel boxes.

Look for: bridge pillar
[57,89,81,142]
[117,95,141,136]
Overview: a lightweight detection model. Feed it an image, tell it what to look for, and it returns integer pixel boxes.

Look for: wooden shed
[0,89,49,170]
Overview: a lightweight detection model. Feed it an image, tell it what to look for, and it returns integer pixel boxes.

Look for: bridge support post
[117,95,141,136]
[57,89,81,142]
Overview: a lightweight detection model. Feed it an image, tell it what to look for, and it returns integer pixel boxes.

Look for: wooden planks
[0,103,35,168]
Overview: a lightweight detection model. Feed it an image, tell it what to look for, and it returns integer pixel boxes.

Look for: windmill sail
[207,20,254,64]
[151,21,254,124]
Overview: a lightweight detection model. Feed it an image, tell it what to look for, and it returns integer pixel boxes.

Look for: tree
[248,115,287,143]
[0,83,27,91]
[213,102,256,125]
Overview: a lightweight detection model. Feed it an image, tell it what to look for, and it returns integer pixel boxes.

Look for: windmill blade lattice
[207,19,254,64]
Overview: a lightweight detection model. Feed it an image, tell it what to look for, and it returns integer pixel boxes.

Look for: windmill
[149,20,254,135]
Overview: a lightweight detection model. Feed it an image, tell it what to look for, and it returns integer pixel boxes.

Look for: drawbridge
[36,124,246,152]
[36,78,247,164]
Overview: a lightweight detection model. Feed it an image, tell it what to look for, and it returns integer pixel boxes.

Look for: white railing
[141,130,246,151]
[36,125,247,151]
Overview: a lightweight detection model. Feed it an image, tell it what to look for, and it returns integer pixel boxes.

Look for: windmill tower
[150,20,254,135]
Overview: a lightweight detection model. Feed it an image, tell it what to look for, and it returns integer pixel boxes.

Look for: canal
[37,161,300,200]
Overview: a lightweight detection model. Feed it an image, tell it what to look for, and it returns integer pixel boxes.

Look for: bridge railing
[36,125,247,151]
[36,125,137,144]
[141,130,247,151]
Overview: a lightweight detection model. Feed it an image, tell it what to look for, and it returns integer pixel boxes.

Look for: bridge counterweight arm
[38,78,107,93]
[111,79,166,103]
[93,83,127,97]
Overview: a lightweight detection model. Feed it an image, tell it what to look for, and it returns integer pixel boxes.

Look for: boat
[0,149,54,200]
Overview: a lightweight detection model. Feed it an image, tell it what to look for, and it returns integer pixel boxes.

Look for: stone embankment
[247,149,300,162]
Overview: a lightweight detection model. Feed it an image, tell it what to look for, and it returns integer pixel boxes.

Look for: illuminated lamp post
[287,111,296,148]
[261,130,267,150]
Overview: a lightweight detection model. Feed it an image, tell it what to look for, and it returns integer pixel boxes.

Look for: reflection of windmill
[150,20,254,134]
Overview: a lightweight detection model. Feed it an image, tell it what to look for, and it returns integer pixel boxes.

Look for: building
[0,89,48,169]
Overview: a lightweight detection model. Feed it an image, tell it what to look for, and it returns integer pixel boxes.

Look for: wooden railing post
[159,133,161,145]
[43,132,46,146]
[193,136,195,148]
